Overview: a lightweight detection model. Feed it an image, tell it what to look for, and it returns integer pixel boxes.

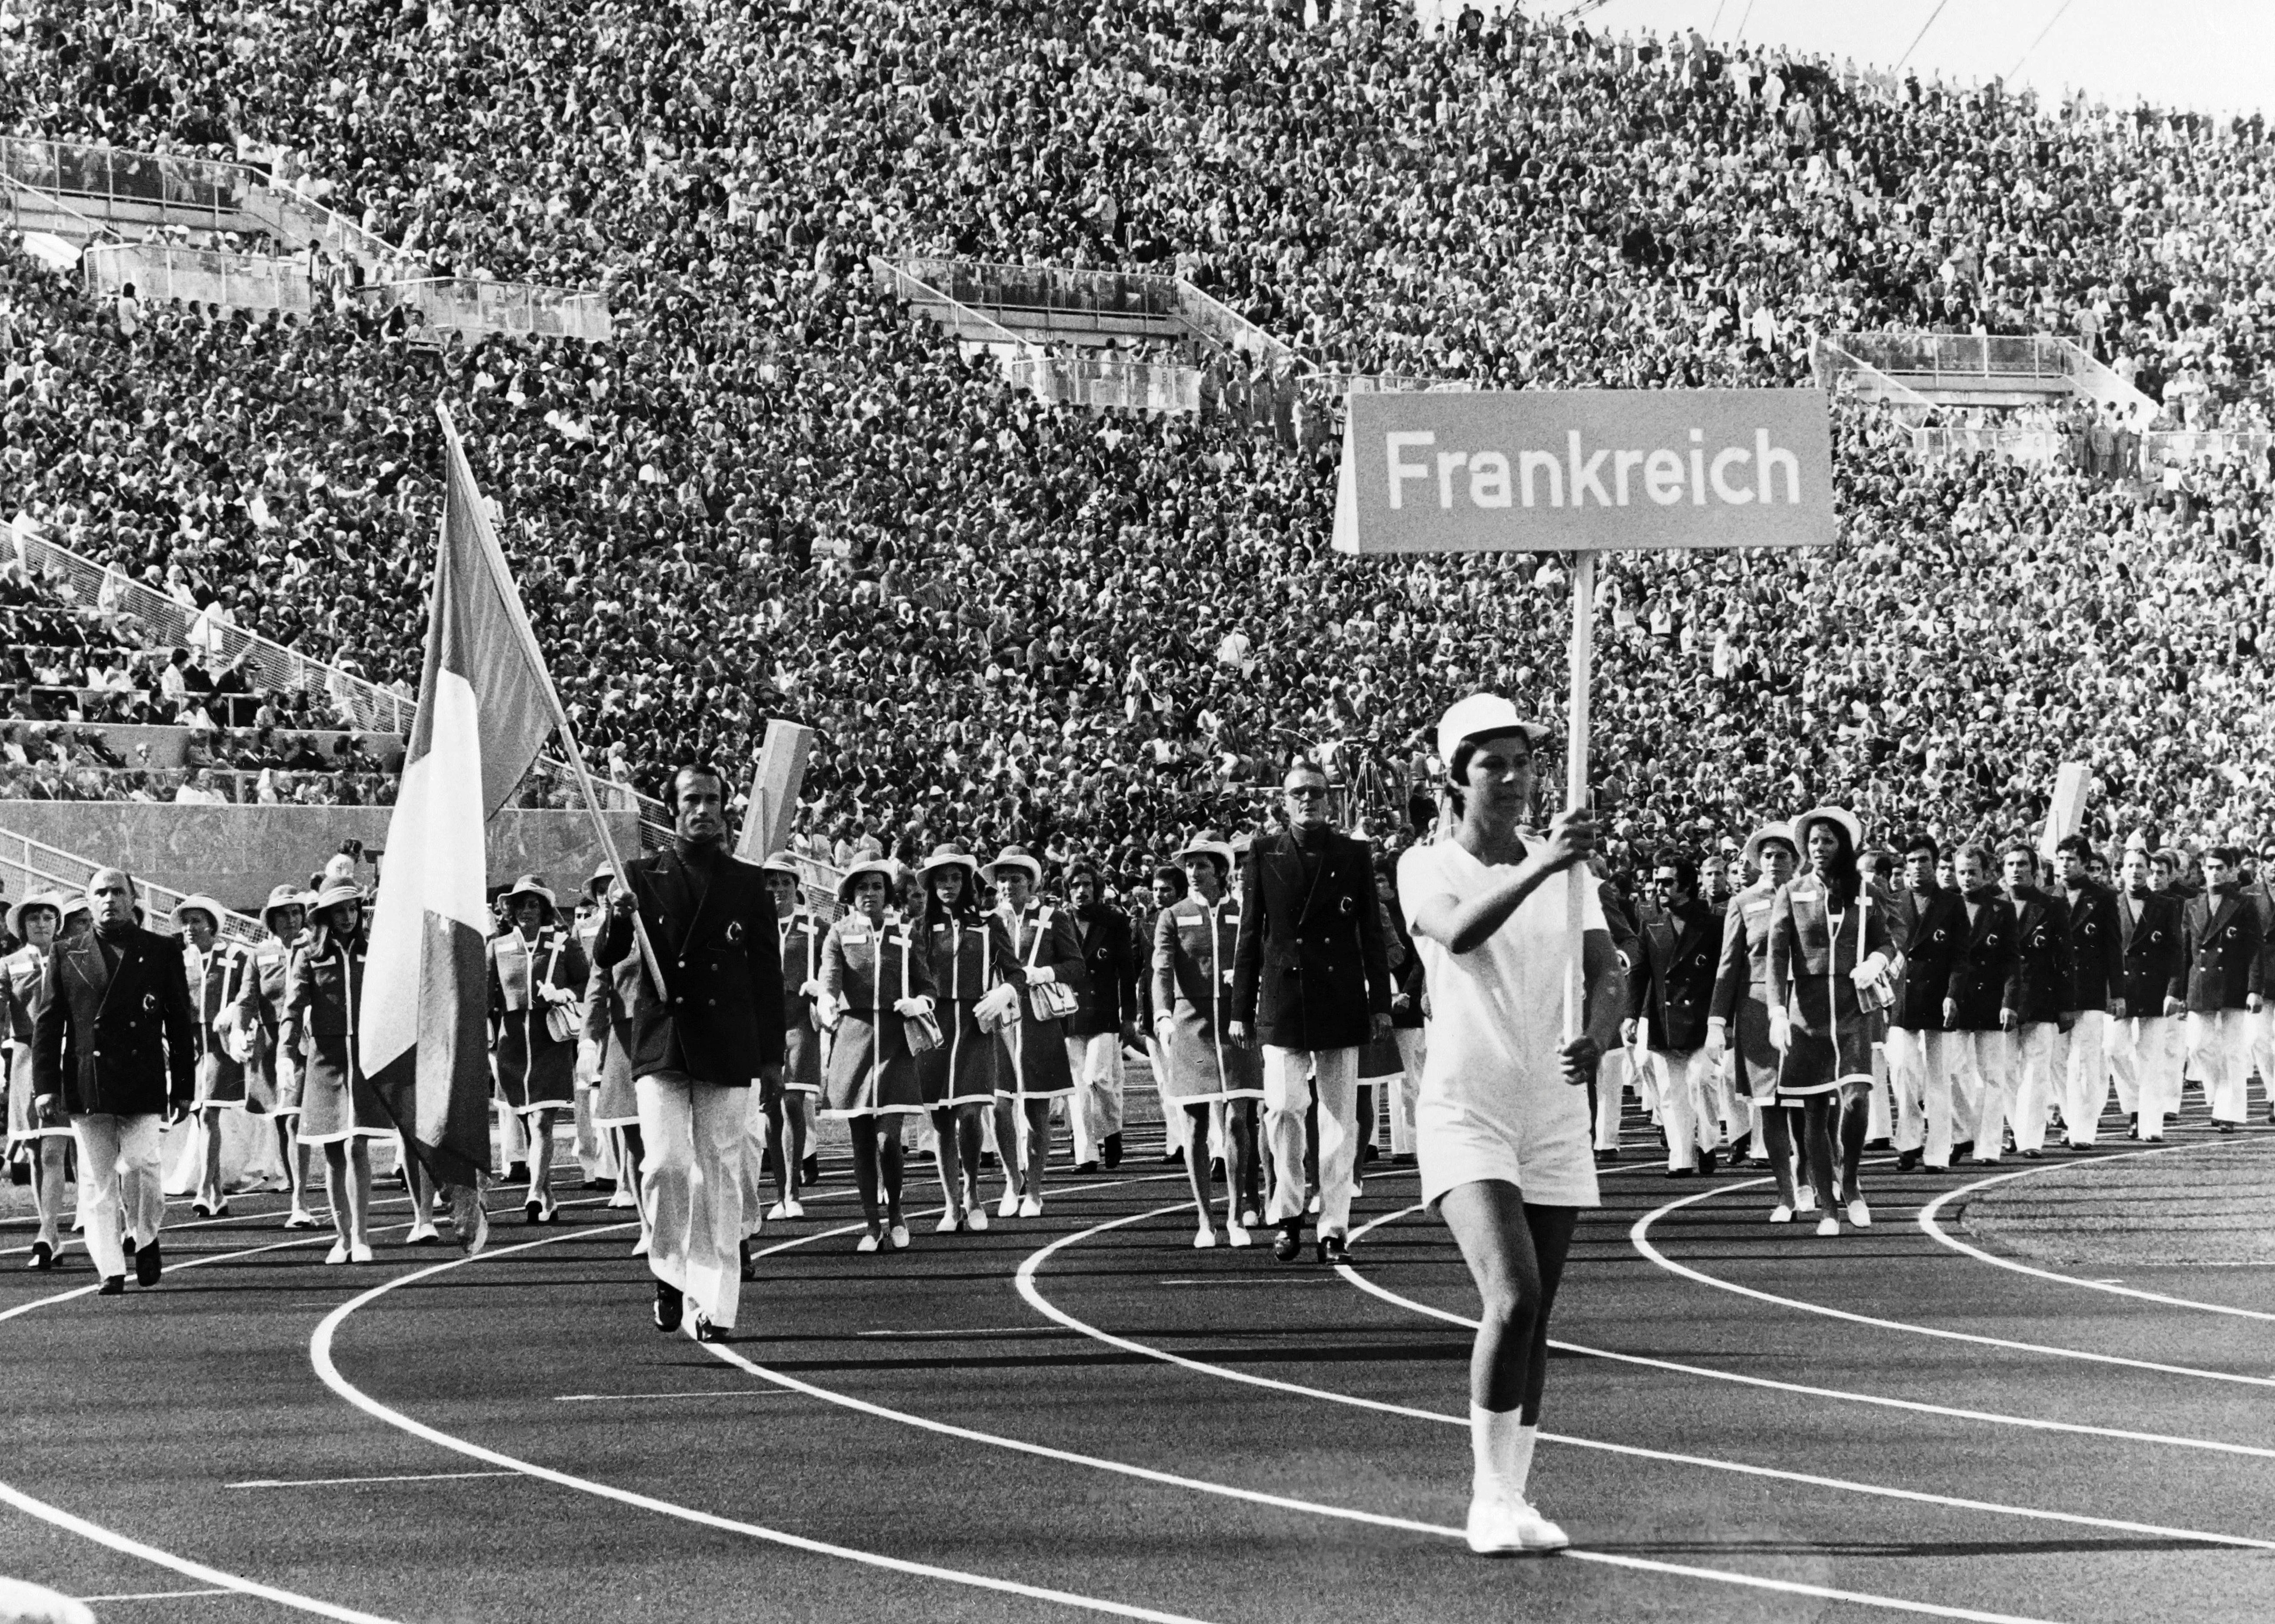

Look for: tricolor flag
[360,404,559,1193]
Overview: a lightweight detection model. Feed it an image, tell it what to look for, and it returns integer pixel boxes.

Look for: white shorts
[1416,1089,1599,1210]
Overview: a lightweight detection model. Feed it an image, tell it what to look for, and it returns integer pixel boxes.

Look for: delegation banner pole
[1564,550,1595,1044]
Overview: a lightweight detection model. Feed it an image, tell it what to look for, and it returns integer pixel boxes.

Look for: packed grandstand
[2,0,2272,882]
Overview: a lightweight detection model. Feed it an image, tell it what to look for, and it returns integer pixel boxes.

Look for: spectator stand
[1823,330,2159,424]
[84,241,317,317]
[0,822,265,945]
[349,277,612,345]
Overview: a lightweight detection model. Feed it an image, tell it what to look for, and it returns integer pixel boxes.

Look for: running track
[4,1107,2270,1624]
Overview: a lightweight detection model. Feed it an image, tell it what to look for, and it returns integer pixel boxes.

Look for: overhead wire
[1895,0,1951,69]
[2008,0,2079,80]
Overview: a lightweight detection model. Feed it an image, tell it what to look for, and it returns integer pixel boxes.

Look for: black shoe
[134,1238,162,1288]
[97,1274,126,1296]
[121,1235,136,1259]
[976,1152,996,1172]
[803,1153,822,1184]
[1594,1148,1620,1166]
[1161,1145,1183,1163]
[1317,1234,1350,1265]
[653,1281,683,1333]
[1209,1157,1226,1180]
[1391,1152,1416,1167]
[1271,1221,1304,1263]
[1727,1133,1753,1161]
[27,1240,54,1271]
[506,1162,530,1185]
[1895,1149,1921,1171]
[1074,1160,1101,1175]
[1664,1165,1697,1179]
[1103,1133,1123,1169]
[2126,1115,2139,1141]
[1952,1141,1974,1163]
[1360,1143,1380,1165]
[693,1316,727,1344]
[525,1199,543,1225]
[1699,1149,1719,1175]
[2021,1149,2043,1160]
[739,1238,757,1282]
[2216,1120,2238,1136]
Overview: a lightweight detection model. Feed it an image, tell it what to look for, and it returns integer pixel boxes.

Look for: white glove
[1154,1013,1177,1045]
[974,984,1020,1027]
[1850,953,1890,991]
[799,978,824,999]
[1025,966,1057,986]
[1702,1019,1726,1059]
[813,993,842,1031]
[1768,1009,1791,1054]
[893,996,934,1018]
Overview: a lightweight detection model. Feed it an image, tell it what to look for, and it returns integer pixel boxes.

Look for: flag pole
[1564,550,1595,1044]
[432,400,662,989]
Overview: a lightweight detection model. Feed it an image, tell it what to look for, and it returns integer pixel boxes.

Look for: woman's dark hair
[308,900,362,956]
[1151,863,1189,898]
[924,864,981,927]
[1445,731,1536,817]
[1806,817,1862,910]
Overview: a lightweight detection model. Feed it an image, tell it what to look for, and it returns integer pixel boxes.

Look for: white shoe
[1018,1196,1043,1219]
[856,1231,880,1254]
[997,1190,1020,1219]
[632,1233,651,1257]
[349,1241,374,1264]
[607,1186,636,1209]
[937,1211,962,1234]
[1769,1204,1795,1224]
[1465,1491,1569,1555]
[1225,1222,1252,1248]
[1306,1193,1322,1215]
[405,1220,440,1246]
[1795,1186,1818,1214]
[1193,1227,1218,1249]
[324,1240,349,1265]
[1239,1209,1260,1228]
[767,1201,790,1221]
[1846,1199,1871,1228]
[965,1205,989,1233]
[1815,1215,1840,1237]
[890,1224,910,1250]
[783,1199,805,1219]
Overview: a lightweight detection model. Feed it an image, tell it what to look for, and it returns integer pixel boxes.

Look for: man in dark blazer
[1230,759,1391,1264]
[1623,856,1723,1176]
[1888,835,1968,1171]
[595,763,785,1342]
[1063,861,1139,1172]
[2183,845,2265,1133]
[2111,845,2189,1141]
[32,867,194,1294]
[1945,844,2022,1166]
[1997,846,2073,1159]
[2053,834,2124,1146]
[2250,839,2275,1125]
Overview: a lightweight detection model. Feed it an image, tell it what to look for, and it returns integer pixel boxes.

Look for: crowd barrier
[352,277,613,343]
[1004,353,1201,414]
[82,242,315,314]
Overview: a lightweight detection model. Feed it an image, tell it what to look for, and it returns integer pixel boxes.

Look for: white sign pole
[1564,551,1596,1044]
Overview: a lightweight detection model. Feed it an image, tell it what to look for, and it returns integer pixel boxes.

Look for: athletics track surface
[3,1099,2270,1624]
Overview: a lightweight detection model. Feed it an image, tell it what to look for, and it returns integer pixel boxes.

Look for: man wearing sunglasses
[1625,857,1723,1176]
[1230,758,1393,1265]
[2251,844,2275,1124]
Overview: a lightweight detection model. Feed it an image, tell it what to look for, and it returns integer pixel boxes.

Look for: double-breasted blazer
[1229,828,1390,1053]
[2184,890,2264,1012]
[2007,886,2075,1026]
[2063,879,2123,1013]
[32,924,196,1117]
[1630,896,1721,1052]
[2115,888,2188,1014]
[592,843,786,1088]
[1948,892,2023,1031]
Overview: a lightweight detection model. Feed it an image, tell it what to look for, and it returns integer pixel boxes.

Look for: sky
[1582,1,2272,118]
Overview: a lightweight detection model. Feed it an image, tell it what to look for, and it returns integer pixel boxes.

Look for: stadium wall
[0,804,632,915]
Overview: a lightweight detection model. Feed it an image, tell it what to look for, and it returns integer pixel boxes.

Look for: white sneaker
[405,1219,440,1246]
[856,1231,880,1254]
[1239,1209,1260,1228]
[1846,1198,1871,1228]
[1225,1222,1252,1248]
[997,1189,1020,1219]
[1193,1227,1218,1249]
[965,1205,989,1233]
[767,1201,790,1221]
[783,1199,805,1219]
[324,1240,349,1265]
[890,1224,910,1250]
[349,1241,374,1264]
[1795,1186,1818,1214]
[1769,1204,1795,1224]
[1018,1196,1043,1219]
[1465,1491,1569,1555]
[936,1211,961,1234]
[1815,1215,1840,1237]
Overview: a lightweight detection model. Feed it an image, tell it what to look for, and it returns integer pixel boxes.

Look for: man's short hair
[2207,844,2243,869]
[668,762,726,809]
[1283,757,1329,787]
[1953,842,1994,873]
[1151,864,1188,897]
[2000,843,2039,874]
[1065,859,1099,887]
[1902,832,1940,861]
[1658,855,1699,896]
[2152,848,2181,873]
[2054,833,2095,862]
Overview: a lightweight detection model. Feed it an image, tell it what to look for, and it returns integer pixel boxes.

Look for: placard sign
[1332,388,1836,554]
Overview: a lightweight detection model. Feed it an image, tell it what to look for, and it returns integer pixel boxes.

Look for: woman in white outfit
[1397,695,1622,1558]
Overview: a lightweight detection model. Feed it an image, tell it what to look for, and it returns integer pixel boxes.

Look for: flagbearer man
[595,762,786,1343]
[33,869,197,1295]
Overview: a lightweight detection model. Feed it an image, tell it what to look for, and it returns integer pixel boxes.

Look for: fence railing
[2140,430,2275,472]
[1824,331,2072,382]
[352,277,612,343]
[0,136,258,232]
[1911,427,2070,466]
[870,256,1034,351]
[83,242,314,314]
[0,765,399,806]
[1003,353,1201,414]
[0,826,266,945]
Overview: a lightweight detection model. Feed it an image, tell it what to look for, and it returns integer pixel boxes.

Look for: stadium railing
[83,242,316,315]
[0,824,266,945]
[351,277,614,343]
[1911,427,2073,466]
[1001,352,1202,414]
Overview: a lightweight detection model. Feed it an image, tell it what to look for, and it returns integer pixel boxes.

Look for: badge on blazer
[725,921,744,945]
[1339,895,1354,915]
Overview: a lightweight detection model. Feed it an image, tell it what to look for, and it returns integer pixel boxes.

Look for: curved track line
[1,1225,417,1622]
[1916,1148,2275,1325]
[1631,1174,2275,1392]
[312,1185,1225,1624]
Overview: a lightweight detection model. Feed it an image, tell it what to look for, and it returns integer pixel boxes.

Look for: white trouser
[636,1072,748,1329]
[1386,1027,1424,1156]
[1950,1029,2015,1156]
[1644,1048,1717,1169]
[2110,1016,2184,1138]
[1063,1033,1124,1165]
[1863,1043,1894,1144]
[736,1083,773,1233]
[1887,1026,1961,1165]
[1262,1045,1358,1234]
[1592,1046,1633,1151]
[2008,1023,2059,1154]
[71,1112,163,1280]
[2186,1009,2256,1124]
[2248,1006,2273,1106]
[2055,1009,2113,1145]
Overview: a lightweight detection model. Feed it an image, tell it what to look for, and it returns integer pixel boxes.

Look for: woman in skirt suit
[761,854,823,1219]
[819,860,938,1251]
[238,885,316,1228]
[1705,823,1807,1216]
[172,895,250,1219]
[1152,833,1262,1246]
[915,844,997,1233]
[581,867,650,1254]
[488,875,587,1224]
[1767,806,1895,1237]
[982,847,1086,1220]
[287,879,387,1264]
[5,892,68,1269]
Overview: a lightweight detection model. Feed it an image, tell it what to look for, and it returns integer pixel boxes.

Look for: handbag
[1853,897,1896,1014]
[1021,906,1079,1022]
[900,937,942,1055]
[539,937,583,1043]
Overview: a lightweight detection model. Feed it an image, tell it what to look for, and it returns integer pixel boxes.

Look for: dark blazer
[2007,886,2074,1025]
[1890,885,1966,1030]
[2062,879,2123,1012]
[2184,890,2265,1012]
[2248,877,2275,991]
[1949,891,2023,1030]
[2115,888,2188,1014]
[1067,902,1138,1037]
[1230,827,1391,1052]
[32,924,196,1116]
[1630,896,1719,1051]
[593,843,786,1087]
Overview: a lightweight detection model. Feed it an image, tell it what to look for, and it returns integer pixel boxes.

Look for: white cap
[1435,693,1552,773]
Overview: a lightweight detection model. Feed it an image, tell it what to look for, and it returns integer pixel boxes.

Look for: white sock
[1470,1404,1532,1498]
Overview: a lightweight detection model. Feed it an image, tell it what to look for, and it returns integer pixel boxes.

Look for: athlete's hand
[1227,1020,1253,1049]
[1557,1034,1601,1087]
[1768,1010,1791,1054]
[1942,997,1959,1029]
[1999,1007,2018,1033]
[1620,1017,1640,1048]
[1701,1019,1726,1059]
[1537,807,1598,876]
[2163,996,2185,1019]
[608,888,637,918]
[2108,996,2127,1020]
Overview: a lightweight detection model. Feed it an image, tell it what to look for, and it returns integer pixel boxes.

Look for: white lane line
[1331,1205,2275,1551]
[74,1589,236,1603]
[0,1227,413,1623]
[1633,1174,2275,1392]
[1009,1202,2078,1623]
[1157,1277,1341,1288]
[1916,1147,2275,1325]
[856,1326,1057,1338]
[225,1472,518,1490]
[553,1390,797,1402]
[311,1180,1225,1624]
